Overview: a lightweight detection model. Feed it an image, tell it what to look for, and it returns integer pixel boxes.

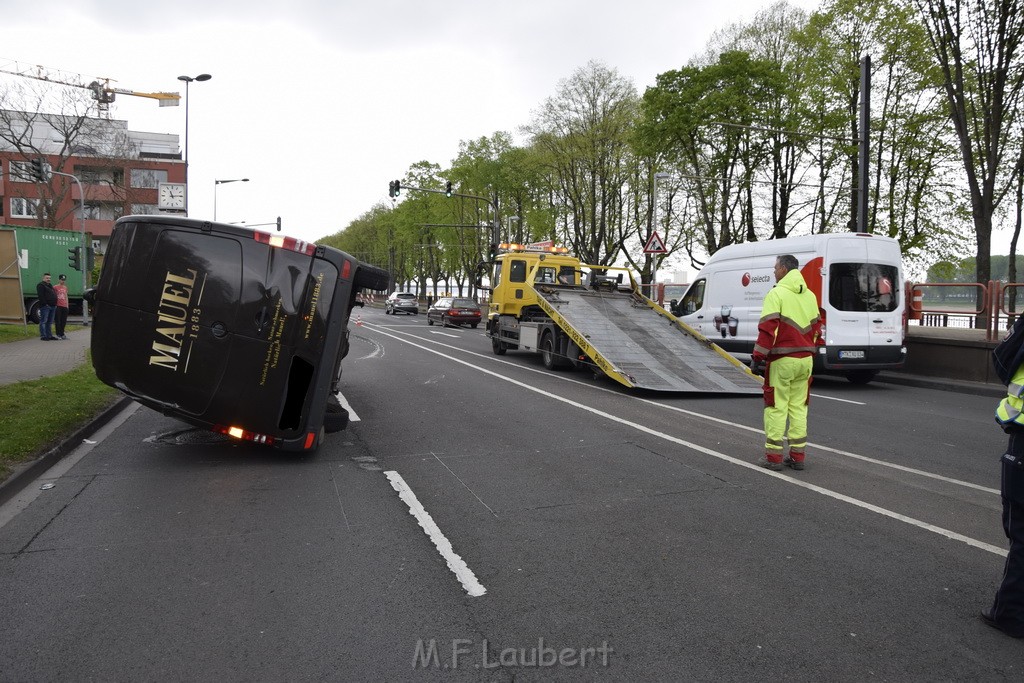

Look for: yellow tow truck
[484,243,762,394]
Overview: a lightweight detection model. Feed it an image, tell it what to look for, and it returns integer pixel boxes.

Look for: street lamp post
[214,178,249,221]
[652,172,671,303]
[177,73,212,216]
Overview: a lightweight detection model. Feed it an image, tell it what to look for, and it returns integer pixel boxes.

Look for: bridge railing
[908,281,1023,341]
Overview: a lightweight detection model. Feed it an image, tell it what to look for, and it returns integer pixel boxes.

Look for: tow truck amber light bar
[252,230,317,256]
[214,424,276,446]
[499,242,569,254]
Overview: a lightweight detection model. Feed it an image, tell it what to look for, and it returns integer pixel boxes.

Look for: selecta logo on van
[742,272,772,287]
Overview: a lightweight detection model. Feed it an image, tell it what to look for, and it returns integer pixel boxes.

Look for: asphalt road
[0,306,1019,681]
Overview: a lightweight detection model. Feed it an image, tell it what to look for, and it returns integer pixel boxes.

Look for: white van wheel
[845,370,877,385]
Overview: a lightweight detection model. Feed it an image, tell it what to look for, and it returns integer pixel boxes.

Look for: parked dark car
[385,291,419,315]
[427,297,482,328]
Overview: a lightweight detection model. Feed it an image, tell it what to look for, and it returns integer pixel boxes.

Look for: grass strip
[0,324,84,344]
[0,352,118,482]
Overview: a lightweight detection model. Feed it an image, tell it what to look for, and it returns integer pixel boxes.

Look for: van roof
[702,233,900,267]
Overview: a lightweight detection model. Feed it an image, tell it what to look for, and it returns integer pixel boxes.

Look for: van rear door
[823,236,904,370]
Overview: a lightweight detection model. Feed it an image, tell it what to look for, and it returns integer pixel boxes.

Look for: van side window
[681,279,706,315]
[829,263,899,312]
[509,260,527,283]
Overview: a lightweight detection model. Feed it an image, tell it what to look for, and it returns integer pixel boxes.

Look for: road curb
[0,395,134,508]
[875,371,1004,398]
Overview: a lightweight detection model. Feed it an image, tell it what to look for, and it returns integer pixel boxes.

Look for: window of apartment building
[80,201,125,221]
[8,161,35,183]
[130,168,168,189]
[11,197,42,218]
[131,203,162,215]
[76,166,124,186]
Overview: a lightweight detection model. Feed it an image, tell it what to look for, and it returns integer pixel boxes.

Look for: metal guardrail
[908,281,1021,341]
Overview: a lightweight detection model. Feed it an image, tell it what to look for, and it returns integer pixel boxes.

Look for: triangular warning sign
[643,231,667,254]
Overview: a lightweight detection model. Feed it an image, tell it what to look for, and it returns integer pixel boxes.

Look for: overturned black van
[87,216,389,451]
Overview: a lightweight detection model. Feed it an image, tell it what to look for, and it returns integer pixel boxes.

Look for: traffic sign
[644,232,667,254]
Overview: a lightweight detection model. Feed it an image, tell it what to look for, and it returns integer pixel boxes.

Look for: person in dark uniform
[988,345,1024,637]
[36,273,57,341]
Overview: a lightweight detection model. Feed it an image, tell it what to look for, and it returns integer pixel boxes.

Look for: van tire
[323,410,349,433]
[845,370,878,385]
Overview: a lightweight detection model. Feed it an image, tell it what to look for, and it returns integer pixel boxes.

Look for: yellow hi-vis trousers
[763,355,813,457]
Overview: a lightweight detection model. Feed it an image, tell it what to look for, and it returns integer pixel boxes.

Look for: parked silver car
[385,291,419,315]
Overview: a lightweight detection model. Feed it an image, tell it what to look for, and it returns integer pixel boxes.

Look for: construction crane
[0,57,179,115]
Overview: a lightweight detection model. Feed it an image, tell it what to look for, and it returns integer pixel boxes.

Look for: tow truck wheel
[541,333,560,370]
[491,335,507,355]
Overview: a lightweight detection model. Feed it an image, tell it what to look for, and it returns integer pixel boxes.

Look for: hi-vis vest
[996,363,1024,429]
[753,269,821,359]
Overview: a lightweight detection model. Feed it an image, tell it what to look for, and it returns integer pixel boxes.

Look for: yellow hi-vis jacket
[996,363,1024,429]
[753,269,821,360]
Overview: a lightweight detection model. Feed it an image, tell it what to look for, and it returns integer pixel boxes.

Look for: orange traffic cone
[355,313,363,326]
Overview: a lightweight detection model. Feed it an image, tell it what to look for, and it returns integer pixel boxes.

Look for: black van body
[88,216,388,451]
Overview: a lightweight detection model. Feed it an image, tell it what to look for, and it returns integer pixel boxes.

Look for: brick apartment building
[0,110,181,255]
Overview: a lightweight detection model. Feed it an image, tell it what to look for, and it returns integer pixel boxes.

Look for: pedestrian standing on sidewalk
[53,274,70,340]
[752,255,821,471]
[36,273,57,341]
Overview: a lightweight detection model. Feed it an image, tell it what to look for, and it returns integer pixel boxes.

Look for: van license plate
[839,350,865,360]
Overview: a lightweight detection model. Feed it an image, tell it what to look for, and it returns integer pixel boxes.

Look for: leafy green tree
[637,51,787,262]
[524,60,639,266]
[914,0,1024,287]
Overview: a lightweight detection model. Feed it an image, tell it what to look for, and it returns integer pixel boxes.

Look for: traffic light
[85,246,95,272]
[445,181,453,198]
[276,216,282,232]
[29,158,47,182]
[388,181,396,198]
[394,180,401,197]
[67,246,82,271]
[489,243,498,261]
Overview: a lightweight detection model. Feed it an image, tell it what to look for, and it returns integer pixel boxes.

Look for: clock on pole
[158,182,186,210]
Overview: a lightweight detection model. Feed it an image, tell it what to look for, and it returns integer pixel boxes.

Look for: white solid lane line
[367,324,1008,558]
[364,321,994,495]
[385,470,487,598]
[334,390,360,423]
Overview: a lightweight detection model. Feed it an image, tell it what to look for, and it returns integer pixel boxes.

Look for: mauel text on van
[149,268,199,371]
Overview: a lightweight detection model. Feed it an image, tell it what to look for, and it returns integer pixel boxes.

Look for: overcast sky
[3,0,1010,275]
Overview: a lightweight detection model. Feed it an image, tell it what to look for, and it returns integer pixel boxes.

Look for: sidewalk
[0,326,92,386]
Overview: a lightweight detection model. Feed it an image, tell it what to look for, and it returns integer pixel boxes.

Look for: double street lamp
[177,73,212,216]
[214,178,249,221]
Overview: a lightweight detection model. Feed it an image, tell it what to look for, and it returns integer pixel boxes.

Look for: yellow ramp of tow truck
[537,287,764,394]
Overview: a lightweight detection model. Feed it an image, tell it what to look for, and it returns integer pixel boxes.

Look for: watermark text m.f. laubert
[412,637,613,670]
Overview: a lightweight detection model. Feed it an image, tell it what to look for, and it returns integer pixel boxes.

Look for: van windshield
[829,263,899,312]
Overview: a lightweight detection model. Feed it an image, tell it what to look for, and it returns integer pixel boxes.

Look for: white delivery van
[669,233,905,384]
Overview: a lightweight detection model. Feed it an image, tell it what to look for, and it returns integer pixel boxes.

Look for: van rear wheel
[845,369,877,385]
